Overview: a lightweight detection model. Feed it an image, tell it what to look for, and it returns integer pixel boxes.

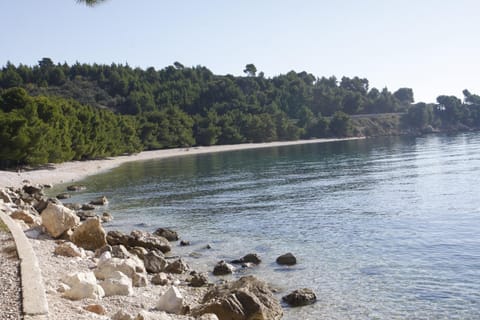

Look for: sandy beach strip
[0,137,364,189]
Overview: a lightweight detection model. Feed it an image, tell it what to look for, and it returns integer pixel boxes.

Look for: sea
[58,132,480,319]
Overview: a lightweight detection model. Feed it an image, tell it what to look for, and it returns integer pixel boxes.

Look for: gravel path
[0,224,23,320]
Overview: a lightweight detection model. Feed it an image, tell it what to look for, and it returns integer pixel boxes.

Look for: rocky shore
[0,184,316,319]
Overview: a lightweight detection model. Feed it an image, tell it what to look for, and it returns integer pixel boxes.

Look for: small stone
[189,272,208,287]
[151,273,169,286]
[84,304,106,315]
[276,252,297,266]
[112,310,134,320]
[282,288,317,307]
[54,242,84,258]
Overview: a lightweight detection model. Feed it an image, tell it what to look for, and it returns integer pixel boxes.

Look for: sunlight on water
[63,133,480,319]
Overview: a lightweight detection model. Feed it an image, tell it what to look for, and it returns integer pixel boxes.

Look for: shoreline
[0,137,364,189]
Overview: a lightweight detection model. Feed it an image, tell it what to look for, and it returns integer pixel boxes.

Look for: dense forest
[1,58,479,168]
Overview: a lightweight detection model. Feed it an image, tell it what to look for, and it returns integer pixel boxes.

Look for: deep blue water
[63,133,480,319]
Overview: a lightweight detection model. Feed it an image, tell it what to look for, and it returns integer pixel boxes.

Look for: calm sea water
[63,133,480,319]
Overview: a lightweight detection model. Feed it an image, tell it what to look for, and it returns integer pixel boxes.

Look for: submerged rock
[67,185,86,192]
[282,288,317,307]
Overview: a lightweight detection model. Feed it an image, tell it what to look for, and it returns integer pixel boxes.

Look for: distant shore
[0,137,364,189]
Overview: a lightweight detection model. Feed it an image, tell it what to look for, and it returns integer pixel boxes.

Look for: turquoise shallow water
[64,133,480,319]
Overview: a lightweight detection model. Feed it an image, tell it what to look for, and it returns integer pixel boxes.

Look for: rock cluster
[2,184,316,319]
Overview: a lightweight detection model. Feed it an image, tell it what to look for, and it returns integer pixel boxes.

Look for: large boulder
[282,288,317,307]
[192,276,283,320]
[156,286,184,314]
[71,218,107,251]
[129,230,171,253]
[153,228,179,241]
[41,202,80,238]
[62,272,105,300]
[143,251,168,274]
[100,271,133,297]
[94,256,146,287]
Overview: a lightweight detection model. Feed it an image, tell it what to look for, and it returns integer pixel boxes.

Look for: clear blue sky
[1,0,479,103]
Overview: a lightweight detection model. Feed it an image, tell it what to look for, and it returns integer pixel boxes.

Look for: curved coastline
[0,137,364,189]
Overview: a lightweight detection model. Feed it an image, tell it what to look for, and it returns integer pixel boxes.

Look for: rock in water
[193,275,283,320]
[231,253,262,265]
[129,230,171,253]
[41,202,80,238]
[212,260,235,276]
[282,288,317,307]
[71,218,107,251]
[276,252,297,266]
[90,196,109,206]
[67,185,86,192]
[156,286,184,314]
[153,228,179,241]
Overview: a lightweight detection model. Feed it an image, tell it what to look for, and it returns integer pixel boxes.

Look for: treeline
[0,58,479,167]
[404,90,480,132]
[0,87,142,167]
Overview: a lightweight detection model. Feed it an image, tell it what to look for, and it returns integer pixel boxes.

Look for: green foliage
[2,59,480,168]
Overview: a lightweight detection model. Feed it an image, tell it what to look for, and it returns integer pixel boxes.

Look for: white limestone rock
[62,271,105,300]
[156,286,184,314]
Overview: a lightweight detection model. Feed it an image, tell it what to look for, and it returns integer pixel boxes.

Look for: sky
[1,0,479,103]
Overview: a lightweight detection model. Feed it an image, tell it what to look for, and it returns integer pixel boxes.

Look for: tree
[330,111,352,137]
[394,88,414,105]
[243,64,257,77]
